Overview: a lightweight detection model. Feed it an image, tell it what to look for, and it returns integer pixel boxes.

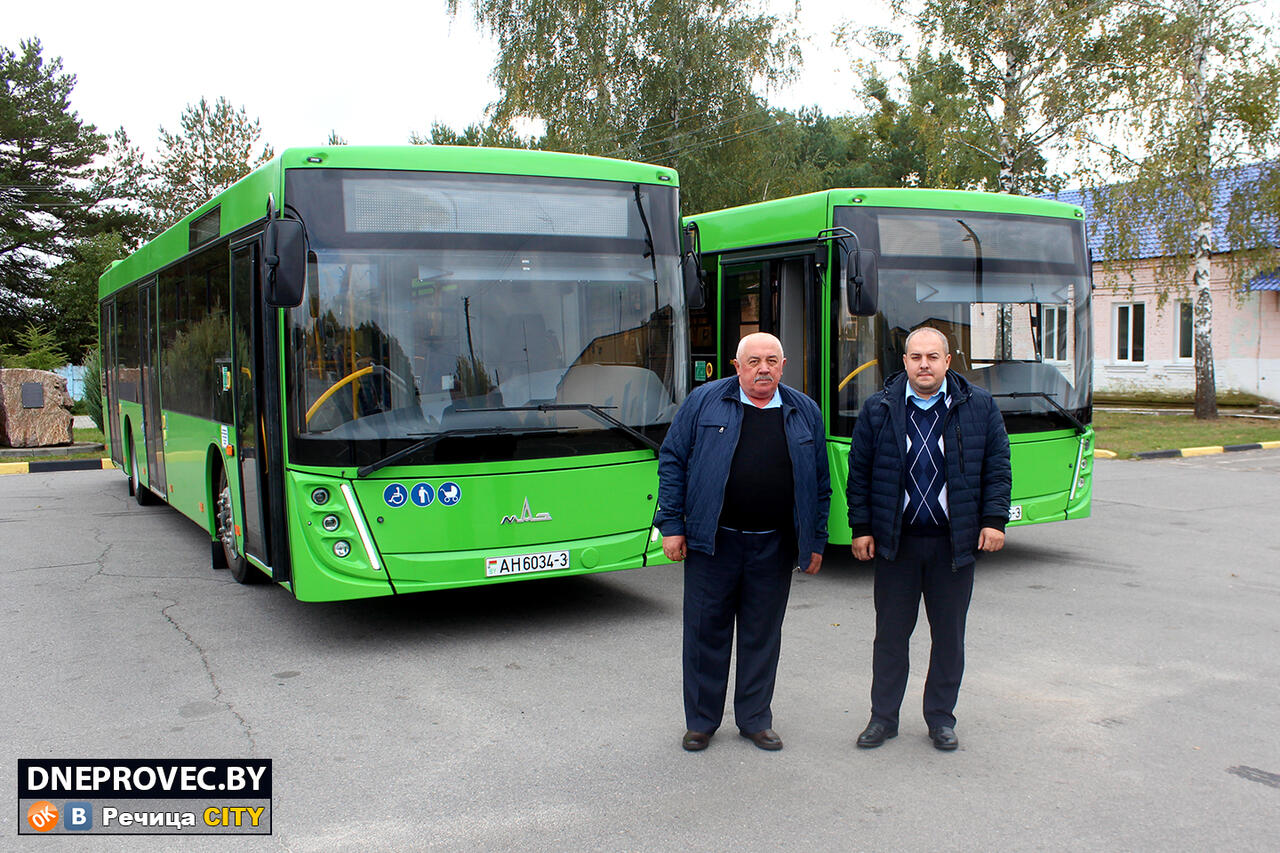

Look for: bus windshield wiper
[990,391,1087,434]
[634,185,662,316]
[535,402,661,453]
[356,425,565,478]
[451,402,661,453]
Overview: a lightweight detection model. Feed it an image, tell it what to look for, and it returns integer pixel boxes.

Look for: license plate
[485,550,570,577]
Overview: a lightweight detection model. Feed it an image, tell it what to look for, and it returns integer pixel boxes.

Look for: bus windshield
[284,170,687,468]
[834,206,1092,434]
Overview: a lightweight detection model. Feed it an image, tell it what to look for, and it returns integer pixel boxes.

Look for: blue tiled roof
[1046,162,1280,263]
[1251,273,1280,291]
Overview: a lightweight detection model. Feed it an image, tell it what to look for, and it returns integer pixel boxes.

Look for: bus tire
[216,466,261,585]
[132,442,158,506]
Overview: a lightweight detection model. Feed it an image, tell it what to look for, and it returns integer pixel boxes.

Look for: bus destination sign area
[18,759,271,835]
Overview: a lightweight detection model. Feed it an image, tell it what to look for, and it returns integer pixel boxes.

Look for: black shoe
[740,728,783,751]
[682,730,711,751]
[856,721,898,749]
[929,726,959,751]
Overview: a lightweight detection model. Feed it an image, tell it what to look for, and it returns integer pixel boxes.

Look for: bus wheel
[216,467,260,585]
[132,445,157,506]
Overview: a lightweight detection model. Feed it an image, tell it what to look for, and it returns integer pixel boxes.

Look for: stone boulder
[0,368,74,448]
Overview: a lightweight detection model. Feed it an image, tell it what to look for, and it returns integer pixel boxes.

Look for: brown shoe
[682,730,711,751]
[740,728,783,751]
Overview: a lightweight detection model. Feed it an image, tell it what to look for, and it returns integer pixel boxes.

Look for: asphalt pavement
[2,453,1278,851]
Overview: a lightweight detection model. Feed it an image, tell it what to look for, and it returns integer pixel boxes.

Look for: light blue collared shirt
[739,385,782,409]
[906,377,948,410]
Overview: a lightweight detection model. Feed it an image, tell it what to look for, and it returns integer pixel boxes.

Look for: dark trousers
[683,528,794,734]
[871,533,974,730]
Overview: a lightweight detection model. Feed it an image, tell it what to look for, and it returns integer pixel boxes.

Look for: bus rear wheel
[216,467,260,585]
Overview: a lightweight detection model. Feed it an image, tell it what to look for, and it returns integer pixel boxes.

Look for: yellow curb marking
[1094,449,1118,459]
[1261,441,1280,450]
[0,462,30,475]
[1180,445,1225,457]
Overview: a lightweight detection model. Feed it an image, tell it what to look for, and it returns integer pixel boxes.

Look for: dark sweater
[718,404,794,532]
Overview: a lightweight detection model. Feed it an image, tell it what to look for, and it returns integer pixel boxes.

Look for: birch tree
[886,0,1130,194]
[1095,0,1280,418]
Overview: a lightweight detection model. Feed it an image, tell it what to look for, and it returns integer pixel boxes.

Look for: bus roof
[99,145,680,298]
[685,188,1086,254]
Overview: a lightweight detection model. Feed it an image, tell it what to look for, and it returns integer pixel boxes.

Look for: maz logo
[501,497,552,524]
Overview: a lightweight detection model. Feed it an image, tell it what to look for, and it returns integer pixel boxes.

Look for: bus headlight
[333,540,351,558]
[312,488,330,505]
[322,514,340,532]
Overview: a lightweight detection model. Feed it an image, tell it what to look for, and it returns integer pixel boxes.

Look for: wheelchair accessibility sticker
[383,483,408,508]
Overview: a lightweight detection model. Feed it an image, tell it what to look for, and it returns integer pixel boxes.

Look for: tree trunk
[1188,0,1217,419]
[1192,220,1217,419]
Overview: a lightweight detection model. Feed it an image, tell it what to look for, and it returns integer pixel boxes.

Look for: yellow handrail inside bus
[837,359,878,391]
[306,365,374,425]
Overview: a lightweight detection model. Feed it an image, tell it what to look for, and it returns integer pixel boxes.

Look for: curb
[0,458,115,476]
[1132,440,1280,460]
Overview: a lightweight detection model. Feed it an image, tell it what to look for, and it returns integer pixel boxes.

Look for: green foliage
[148,96,275,231]
[413,121,537,149]
[882,0,1129,194]
[447,0,803,213]
[0,39,146,346]
[45,231,124,357]
[81,344,103,431]
[0,322,67,370]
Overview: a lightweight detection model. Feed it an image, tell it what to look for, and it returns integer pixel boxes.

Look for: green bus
[682,188,1093,542]
[99,146,692,601]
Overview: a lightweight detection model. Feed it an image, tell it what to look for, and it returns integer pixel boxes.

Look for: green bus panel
[282,459,664,602]
[158,410,227,532]
[1006,428,1094,526]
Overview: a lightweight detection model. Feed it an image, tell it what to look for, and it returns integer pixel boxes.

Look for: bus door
[138,280,166,497]
[719,251,821,403]
[231,243,269,567]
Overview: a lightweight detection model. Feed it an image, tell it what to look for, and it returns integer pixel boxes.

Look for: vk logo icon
[410,483,435,507]
[383,483,408,508]
[438,482,462,506]
[66,802,93,831]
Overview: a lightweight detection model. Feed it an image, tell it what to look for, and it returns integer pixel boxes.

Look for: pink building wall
[1092,257,1280,402]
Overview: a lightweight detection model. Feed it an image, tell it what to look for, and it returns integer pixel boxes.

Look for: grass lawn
[1093,410,1280,459]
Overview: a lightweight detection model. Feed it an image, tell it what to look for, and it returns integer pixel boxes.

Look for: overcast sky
[8,1,1278,167]
[7,0,888,156]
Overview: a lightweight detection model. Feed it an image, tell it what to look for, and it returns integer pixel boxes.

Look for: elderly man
[656,332,830,752]
[847,325,1011,752]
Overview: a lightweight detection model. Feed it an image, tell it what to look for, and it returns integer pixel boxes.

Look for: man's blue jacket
[656,377,830,558]
[846,369,1011,568]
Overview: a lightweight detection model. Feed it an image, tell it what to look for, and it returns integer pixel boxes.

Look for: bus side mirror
[847,248,879,316]
[682,255,706,310]
[263,219,307,308]
[681,223,706,310]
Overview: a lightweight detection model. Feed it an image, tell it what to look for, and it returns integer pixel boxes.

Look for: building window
[1177,301,1193,360]
[1115,302,1145,362]
[1041,304,1068,361]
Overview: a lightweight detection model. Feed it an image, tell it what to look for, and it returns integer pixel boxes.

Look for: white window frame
[1114,302,1146,363]
[1040,304,1069,363]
